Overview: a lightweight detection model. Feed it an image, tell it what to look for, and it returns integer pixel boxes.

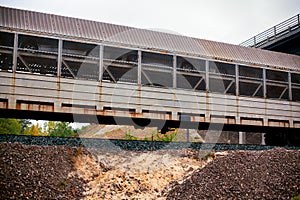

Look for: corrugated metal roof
[1,6,300,71]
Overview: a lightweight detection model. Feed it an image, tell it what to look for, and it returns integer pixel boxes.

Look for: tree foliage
[0,118,79,137]
[23,124,45,136]
[20,119,32,134]
[45,121,77,137]
[0,118,22,135]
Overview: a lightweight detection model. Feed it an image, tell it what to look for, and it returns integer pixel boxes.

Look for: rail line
[0,134,299,151]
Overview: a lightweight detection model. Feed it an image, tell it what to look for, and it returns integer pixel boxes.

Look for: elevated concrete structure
[0,7,300,141]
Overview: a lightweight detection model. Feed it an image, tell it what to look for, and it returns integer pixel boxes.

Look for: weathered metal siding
[1,6,300,72]
[1,72,300,128]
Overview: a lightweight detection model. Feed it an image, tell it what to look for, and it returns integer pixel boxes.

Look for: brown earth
[0,142,299,199]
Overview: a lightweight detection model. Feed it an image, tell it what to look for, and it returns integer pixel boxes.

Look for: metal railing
[240,13,300,48]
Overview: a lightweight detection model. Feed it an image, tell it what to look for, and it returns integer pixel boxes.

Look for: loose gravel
[167,148,300,200]
[0,142,87,199]
[1,142,299,199]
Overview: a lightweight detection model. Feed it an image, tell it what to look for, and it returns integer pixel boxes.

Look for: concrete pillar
[186,129,190,142]
[239,132,246,144]
[261,133,266,145]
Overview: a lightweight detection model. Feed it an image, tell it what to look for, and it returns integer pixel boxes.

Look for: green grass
[291,194,300,200]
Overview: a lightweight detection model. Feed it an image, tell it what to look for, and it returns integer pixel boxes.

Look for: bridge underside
[1,107,300,136]
[262,32,300,56]
[1,72,300,135]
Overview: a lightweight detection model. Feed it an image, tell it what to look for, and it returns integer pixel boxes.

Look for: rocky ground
[167,148,300,200]
[0,142,299,199]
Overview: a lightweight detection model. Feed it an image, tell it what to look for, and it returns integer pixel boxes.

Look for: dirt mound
[167,148,300,200]
[1,142,299,199]
[0,142,205,199]
[0,142,87,199]
[73,148,204,199]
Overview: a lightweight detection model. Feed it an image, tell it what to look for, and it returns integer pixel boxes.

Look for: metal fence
[240,14,300,48]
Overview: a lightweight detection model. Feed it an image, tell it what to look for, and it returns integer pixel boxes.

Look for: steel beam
[263,68,267,98]
[99,45,104,81]
[205,60,209,91]
[12,33,18,73]
[173,55,177,88]
[288,72,292,101]
[235,64,239,96]
[57,39,63,77]
[138,50,142,85]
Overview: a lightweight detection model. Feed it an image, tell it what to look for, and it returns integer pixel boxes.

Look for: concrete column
[186,129,190,142]
[261,133,266,145]
[239,132,246,144]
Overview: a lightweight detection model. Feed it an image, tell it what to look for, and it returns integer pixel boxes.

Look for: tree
[46,121,77,137]
[20,119,32,134]
[20,119,31,131]
[0,118,22,135]
[23,124,45,136]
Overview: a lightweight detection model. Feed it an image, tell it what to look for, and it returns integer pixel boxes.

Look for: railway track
[1,134,299,151]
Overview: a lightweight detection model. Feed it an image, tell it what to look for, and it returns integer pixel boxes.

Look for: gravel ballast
[0,142,299,199]
[0,142,86,199]
[167,148,300,200]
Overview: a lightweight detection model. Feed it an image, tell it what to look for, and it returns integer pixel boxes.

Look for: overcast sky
[0,0,299,44]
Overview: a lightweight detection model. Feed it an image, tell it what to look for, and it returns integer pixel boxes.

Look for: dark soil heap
[167,148,300,200]
[0,142,86,200]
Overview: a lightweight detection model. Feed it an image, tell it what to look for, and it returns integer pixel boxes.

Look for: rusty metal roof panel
[1,6,300,71]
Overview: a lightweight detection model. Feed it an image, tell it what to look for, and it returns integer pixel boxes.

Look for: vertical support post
[274,26,277,38]
[288,72,292,101]
[138,50,142,85]
[9,32,18,109]
[253,36,256,47]
[261,133,266,145]
[99,45,104,81]
[12,33,18,72]
[235,64,239,96]
[173,55,177,88]
[263,68,267,98]
[57,39,63,77]
[239,132,246,144]
[186,129,190,142]
[205,60,209,91]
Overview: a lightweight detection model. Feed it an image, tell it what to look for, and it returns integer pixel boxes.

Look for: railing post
[253,36,256,47]
[12,33,18,73]
[274,26,277,38]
